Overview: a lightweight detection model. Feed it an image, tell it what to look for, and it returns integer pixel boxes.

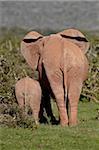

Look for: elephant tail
[63,65,68,102]
[60,38,68,101]
[63,52,69,110]
[62,43,68,101]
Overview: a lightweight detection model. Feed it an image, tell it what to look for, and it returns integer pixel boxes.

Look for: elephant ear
[21,31,43,70]
[23,31,43,43]
[57,28,90,54]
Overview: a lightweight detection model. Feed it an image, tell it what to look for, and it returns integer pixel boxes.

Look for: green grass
[0,101,99,150]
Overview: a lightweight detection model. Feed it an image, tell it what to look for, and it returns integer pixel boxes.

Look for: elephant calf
[15,76,41,125]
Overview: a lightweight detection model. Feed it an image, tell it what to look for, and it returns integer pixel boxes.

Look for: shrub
[81,32,99,103]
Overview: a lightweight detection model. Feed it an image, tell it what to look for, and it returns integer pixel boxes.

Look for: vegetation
[81,31,99,103]
[0,28,99,141]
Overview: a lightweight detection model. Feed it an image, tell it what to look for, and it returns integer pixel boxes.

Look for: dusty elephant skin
[15,76,41,125]
[21,29,89,126]
[43,35,89,126]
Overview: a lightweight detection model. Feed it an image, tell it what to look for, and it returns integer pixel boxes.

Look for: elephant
[15,76,41,125]
[21,31,57,124]
[57,28,90,54]
[21,30,89,126]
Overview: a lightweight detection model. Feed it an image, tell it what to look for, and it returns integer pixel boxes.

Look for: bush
[81,32,99,103]
[0,28,37,128]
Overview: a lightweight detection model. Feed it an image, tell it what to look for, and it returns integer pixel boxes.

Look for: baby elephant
[15,76,41,125]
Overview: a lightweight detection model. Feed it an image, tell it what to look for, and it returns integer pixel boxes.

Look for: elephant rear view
[15,76,42,125]
[43,34,89,126]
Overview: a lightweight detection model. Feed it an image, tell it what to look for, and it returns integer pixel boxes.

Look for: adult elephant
[21,31,89,126]
[21,31,57,124]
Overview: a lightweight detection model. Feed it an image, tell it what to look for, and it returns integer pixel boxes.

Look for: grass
[0,101,99,150]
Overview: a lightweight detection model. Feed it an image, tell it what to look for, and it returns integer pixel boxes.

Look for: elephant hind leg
[68,79,82,126]
[53,85,68,126]
[16,96,27,118]
[45,74,68,126]
[16,96,24,110]
[30,98,40,125]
